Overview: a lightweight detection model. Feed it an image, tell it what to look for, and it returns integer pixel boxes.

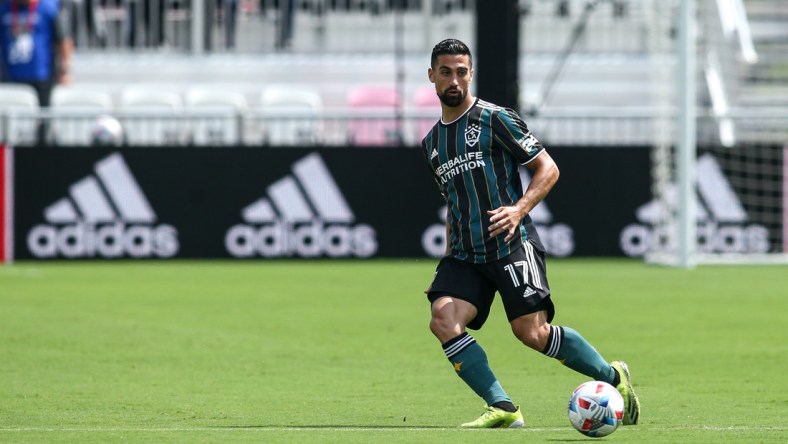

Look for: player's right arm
[487,150,559,242]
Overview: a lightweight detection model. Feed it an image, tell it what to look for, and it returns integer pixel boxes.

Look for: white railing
[4,107,786,147]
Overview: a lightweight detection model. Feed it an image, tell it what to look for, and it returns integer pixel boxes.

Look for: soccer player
[420,38,640,428]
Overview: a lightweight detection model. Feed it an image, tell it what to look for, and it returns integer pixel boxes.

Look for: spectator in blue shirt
[0,0,74,143]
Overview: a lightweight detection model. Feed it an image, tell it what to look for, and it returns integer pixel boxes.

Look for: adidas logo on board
[619,153,768,256]
[225,153,377,258]
[26,153,179,258]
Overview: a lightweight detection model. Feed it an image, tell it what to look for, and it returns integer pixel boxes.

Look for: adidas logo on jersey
[522,286,537,298]
[620,153,769,256]
[225,153,378,258]
[26,153,179,258]
[430,148,438,159]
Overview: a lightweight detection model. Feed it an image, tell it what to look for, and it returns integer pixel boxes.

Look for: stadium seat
[51,87,114,145]
[259,87,323,146]
[346,85,400,146]
[0,84,39,145]
[185,87,248,145]
[119,86,183,145]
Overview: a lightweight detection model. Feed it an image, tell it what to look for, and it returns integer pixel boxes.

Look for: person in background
[124,0,165,48]
[275,0,294,49]
[0,0,74,144]
[221,0,238,49]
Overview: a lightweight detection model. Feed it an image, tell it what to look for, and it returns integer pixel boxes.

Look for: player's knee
[512,322,549,351]
[429,297,474,341]
[429,314,456,340]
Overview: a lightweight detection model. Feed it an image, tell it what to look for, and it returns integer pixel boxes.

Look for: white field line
[0,426,786,433]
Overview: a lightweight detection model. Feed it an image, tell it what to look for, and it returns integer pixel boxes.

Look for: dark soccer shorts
[426,240,554,330]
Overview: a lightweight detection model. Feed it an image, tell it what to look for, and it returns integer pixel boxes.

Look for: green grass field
[1,259,787,443]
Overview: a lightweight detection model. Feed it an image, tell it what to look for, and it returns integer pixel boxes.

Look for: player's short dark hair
[431,39,472,68]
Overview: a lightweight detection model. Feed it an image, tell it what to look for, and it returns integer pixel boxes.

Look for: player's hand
[487,206,524,242]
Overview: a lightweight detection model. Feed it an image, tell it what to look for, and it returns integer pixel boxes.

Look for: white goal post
[645,0,788,267]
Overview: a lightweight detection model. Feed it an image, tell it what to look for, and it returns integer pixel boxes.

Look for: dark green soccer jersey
[421,98,546,263]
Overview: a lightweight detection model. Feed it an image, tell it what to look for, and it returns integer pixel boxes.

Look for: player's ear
[428,67,435,83]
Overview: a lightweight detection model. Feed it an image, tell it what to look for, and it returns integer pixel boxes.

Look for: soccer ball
[567,381,624,437]
[91,115,124,146]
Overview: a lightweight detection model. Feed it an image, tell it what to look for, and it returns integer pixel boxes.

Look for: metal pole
[422,0,431,52]
[191,0,205,54]
[677,0,696,268]
[395,0,405,145]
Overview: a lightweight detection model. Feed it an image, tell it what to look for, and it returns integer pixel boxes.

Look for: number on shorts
[503,261,529,287]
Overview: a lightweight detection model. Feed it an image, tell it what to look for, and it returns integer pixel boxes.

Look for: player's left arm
[488,150,559,241]
[487,108,559,241]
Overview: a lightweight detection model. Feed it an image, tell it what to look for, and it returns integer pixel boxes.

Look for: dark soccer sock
[611,368,621,387]
[491,400,517,413]
[542,326,616,384]
[443,332,512,406]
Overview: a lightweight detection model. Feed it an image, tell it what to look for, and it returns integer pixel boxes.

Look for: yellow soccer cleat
[459,405,525,428]
[611,360,641,425]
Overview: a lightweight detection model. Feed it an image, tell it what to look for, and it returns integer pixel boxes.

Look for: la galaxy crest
[464,124,481,147]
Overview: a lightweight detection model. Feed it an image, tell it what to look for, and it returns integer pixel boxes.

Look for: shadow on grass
[209,425,450,430]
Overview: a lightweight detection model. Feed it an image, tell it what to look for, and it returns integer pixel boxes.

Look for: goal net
[645,0,788,266]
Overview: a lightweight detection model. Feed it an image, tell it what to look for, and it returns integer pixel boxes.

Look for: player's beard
[438,87,466,107]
